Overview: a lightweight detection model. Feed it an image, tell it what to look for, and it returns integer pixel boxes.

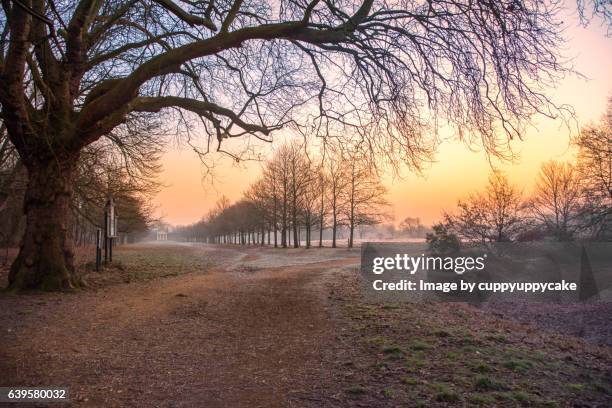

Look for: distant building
[156,228,168,241]
[153,222,171,241]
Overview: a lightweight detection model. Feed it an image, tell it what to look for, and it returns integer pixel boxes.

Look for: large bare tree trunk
[9,158,79,291]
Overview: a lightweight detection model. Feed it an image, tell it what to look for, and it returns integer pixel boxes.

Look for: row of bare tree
[176,143,390,248]
[434,106,611,243]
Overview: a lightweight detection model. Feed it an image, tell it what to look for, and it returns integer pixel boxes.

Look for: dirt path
[3,244,611,407]
[0,244,359,407]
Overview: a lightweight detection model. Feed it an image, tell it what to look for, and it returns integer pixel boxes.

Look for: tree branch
[153,0,217,31]
[76,0,375,138]
[130,96,271,136]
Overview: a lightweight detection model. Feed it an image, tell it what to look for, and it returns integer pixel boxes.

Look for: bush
[426,222,461,254]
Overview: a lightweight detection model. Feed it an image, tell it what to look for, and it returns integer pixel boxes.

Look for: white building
[154,222,170,241]
[156,228,168,241]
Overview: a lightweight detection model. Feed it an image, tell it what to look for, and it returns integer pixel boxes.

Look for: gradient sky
[155,5,612,227]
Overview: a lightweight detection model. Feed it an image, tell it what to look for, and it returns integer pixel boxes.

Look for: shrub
[426,222,461,254]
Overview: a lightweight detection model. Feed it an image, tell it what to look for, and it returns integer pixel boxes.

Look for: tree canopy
[1,0,581,168]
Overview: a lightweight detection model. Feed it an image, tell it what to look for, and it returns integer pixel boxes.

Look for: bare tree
[287,143,313,248]
[263,165,280,248]
[448,171,526,242]
[530,161,582,240]
[326,150,348,248]
[302,164,324,248]
[577,0,612,35]
[574,98,612,239]
[71,115,163,245]
[342,150,390,248]
[269,145,292,248]
[245,178,270,246]
[398,217,429,238]
[316,167,329,248]
[1,0,577,289]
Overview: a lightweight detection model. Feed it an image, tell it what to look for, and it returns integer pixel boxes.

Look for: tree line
[175,143,390,248]
[429,104,611,247]
[0,117,161,257]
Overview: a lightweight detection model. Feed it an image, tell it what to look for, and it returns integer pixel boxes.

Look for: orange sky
[155,8,612,227]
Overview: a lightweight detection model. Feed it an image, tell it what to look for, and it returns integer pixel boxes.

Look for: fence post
[95,228,102,271]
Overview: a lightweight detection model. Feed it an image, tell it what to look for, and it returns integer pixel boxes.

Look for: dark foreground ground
[1,243,610,407]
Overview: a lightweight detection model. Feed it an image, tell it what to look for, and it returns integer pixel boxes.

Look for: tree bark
[292,185,299,248]
[318,191,324,248]
[349,206,355,248]
[9,157,80,291]
[281,189,287,248]
[332,216,337,248]
[261,225,265,246]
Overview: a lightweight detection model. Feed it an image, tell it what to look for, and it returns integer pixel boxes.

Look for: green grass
[567,383,586,392]
[485,334,509,343]
[383,388,396,398]
[404,355,427,368]
[467,393,496,405]
[494,391,540,405]
[460,335,482,346]
[508,391,531,403]
[472,362,493,373]
[365,336,385,345]
[339,297,611,407]
[503,359,533,371]
[410,340,431,351]
[401,376,418,386]
[445,351,460,360]
[474,376,508,391]
[382,345,403,358]
[430,383,461,403]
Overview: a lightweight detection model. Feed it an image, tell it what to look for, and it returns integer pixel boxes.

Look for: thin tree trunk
[349,206,355,248]
[282,189,287,248]
[319,194,324,248]
[332,200,337,248]
[332,218,337,248]
[292,208,299,248]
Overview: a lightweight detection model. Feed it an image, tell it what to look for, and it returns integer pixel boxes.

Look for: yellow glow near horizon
[155,11,612,227]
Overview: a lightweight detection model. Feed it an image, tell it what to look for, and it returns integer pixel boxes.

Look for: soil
[1,243,610,407]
